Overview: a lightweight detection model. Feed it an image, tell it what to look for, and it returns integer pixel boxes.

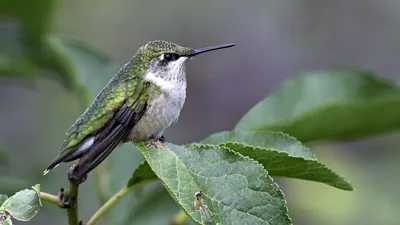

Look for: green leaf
[233,142,353,190]
[31,184,40,195]
[235,68,400,142]
[0,186,42,221]
[136,142,292,225]
[127,161,158,187]
[202,130,316,158]
[202,130,353,190]
[0,195,8,206]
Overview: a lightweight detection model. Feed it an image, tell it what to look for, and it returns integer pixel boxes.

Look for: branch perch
[67,165,85,225]
[67,181,79,225]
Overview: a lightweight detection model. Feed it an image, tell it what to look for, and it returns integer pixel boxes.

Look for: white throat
[144,57,187,91]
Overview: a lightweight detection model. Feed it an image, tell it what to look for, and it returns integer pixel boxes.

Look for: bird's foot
[158,135,165,142]
[146,136,165,149]
[57,188,70,208]
[67,165,87,184]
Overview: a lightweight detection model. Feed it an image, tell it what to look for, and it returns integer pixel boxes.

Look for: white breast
[127,71,187,141]
[127,86,186,141]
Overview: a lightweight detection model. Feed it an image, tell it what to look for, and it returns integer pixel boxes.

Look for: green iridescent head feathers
[134,40,194,65]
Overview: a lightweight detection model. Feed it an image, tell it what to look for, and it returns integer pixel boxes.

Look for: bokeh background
[1,0,400,224]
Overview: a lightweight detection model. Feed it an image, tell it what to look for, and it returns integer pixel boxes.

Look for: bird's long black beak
[190,43,236,56]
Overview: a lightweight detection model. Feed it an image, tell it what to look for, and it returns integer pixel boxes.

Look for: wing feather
[45,69,149,177]
[71,104,147,180]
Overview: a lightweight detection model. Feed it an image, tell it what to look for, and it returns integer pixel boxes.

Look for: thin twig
[39,192,60,206]
[86,181,149,225]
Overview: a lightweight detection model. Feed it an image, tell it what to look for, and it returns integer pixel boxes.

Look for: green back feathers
[60,64,148,153]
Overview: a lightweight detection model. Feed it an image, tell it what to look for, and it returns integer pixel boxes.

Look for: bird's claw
[67,165,87,184]
[158,135,166,142]
[146,136,165,149]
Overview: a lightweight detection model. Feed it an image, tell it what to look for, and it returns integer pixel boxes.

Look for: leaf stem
[86,181,147,225]
[39,192,60,206]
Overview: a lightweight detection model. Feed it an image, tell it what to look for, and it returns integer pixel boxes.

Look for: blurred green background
[1,0,399,224]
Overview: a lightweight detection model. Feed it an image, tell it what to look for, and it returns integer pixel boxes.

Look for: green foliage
[136,143,291,225]
[2,1,400,225]
[0,185,41,223]
[202,131,352,190]
[236,69,400,142]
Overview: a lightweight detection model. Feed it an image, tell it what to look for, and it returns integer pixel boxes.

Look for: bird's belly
[126,90,185,141]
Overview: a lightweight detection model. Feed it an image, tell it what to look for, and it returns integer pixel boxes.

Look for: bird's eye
[163,53,179,61]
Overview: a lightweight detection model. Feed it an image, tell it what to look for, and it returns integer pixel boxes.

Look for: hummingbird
[44,40,235,181]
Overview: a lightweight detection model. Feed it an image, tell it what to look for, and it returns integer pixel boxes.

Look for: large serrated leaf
[202,130,316,158]
[136,142,292,225]
[202,130,353,190]
[235,69,400,142]
[227,142,352,190]
[0,186,41,221]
